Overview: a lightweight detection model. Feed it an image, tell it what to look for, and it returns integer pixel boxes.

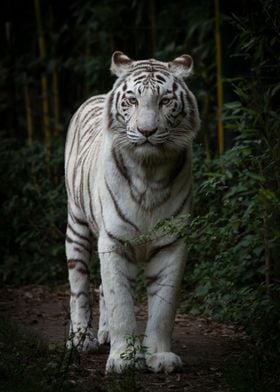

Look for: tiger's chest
[90,156,190,243]
[78,137,191,253]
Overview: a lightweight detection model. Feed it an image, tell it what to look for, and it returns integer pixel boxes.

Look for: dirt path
[0,285,244,391]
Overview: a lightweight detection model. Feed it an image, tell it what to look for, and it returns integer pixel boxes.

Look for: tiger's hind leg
[66,207,98,352]
[97,284,110,344]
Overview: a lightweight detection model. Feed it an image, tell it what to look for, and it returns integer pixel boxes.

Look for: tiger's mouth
[130,134,168,147]
[137,139,154,145]
[132,140,163,147]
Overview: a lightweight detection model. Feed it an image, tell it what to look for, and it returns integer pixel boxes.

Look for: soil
[0,285,245,391]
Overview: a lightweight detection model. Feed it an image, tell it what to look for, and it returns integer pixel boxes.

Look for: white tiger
[65,51,200,373]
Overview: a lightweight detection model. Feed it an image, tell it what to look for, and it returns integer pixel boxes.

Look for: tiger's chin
[124,140,185,164]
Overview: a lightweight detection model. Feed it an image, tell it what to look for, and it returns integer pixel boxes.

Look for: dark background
[0,1,279,388]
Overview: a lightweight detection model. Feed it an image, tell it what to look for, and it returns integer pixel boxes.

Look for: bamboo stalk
[258,162,272,290]
[41,75,51,147]
[214,0,224,155]
[202,93,211,160]
[52,69,60,135]
[52,68,60,183]
[85,30,91,96]
[24,79,34,146]
[149,0,156,57]
[50,5,60,135]
[34,0,51,149]
[264,212,271,289]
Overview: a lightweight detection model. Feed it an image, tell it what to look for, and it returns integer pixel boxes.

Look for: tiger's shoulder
[75,94,107,131]
[66,94,107,151]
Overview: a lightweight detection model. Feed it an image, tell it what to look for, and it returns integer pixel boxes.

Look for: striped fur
[65,52,200,373]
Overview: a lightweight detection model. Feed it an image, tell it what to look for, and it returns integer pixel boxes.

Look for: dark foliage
[0,136,67,283]
[0,0,279,389]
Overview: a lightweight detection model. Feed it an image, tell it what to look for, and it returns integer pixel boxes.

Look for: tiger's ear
[168,54,193,78]
[110,51,133,77]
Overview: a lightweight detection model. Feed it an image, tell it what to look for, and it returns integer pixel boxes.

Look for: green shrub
[0,135,67,283]
[183,137,279,321]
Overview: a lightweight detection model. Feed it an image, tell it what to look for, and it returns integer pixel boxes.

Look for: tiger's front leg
[98,235,140,373]
[66,210,98,352]
[144,239,187,373]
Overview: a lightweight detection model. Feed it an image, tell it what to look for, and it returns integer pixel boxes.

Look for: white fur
[65,53,200,373]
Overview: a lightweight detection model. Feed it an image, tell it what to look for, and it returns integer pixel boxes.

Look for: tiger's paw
[98,328,110,345]
[106,355,131,374]
[106,353,146,373]
[67,328,99,352]
[146,352,182,373]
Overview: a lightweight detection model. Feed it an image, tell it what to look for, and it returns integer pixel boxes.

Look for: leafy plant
[115,334,147,391]
[0,136,67,283]
[120,334,147,369]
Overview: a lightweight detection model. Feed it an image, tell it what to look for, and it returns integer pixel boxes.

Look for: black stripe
[68,223,90,243]
[180,91,186,115]
[66,116,79,188]
[74,246,88,255]
[172,82,178,92]
[112,147,131,184]
[66,234,91,253]
[79,161,85,213]
[105,179,139,233]
[69,208,88,228]
[132,62,168,71]
[68,258,89,272]
[98,194,104,217]
[77,291,89,298]
[75,216,88,226]
[181,85,198,129]
[149,237,180,260]
[81,107,103,129]
[112,148,141,205]
[79,125,93,145]
[87,164,98,230]
[72,167,78,204]
[130,68,170,77]
[99,195,136,262]
[91,96,106,102]
[146,265,169,285]
[116,112,125,123]
[133,75,147,82]
[107,92,114,129]
[77,132,94,162]
[71,291,89,298]
[104,228,136,263]
[156,74,166,83]
[115,91,120,109]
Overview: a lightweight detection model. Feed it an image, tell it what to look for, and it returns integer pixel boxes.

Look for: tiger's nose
[137,127,158,137]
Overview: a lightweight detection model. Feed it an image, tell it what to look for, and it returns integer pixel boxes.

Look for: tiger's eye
[128,97,138,105]
[160,97,172,105]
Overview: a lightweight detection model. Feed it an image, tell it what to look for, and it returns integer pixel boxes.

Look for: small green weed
[0,318,151,392]
[105,334,148,392]
[120,334,147,369]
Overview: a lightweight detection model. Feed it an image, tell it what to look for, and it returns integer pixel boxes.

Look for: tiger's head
[105,51,200,159]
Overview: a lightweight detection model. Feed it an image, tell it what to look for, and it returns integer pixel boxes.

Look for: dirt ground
[0,285,245,391]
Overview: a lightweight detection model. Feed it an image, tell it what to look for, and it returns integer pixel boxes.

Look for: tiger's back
[65,95,105,206]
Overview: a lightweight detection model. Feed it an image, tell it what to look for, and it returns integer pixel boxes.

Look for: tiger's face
[106,52,200,157]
